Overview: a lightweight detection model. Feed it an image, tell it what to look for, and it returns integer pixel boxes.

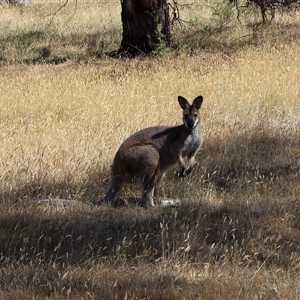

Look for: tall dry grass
[0,0,121,63]
[0,1,300,299]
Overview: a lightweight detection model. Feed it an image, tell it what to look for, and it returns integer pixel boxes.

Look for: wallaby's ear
[178,96,190,110]
[192,96,203,110]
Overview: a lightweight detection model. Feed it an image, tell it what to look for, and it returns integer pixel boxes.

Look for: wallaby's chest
[180,134,201,156]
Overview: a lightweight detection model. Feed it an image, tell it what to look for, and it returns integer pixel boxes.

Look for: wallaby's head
[178,95,203,130]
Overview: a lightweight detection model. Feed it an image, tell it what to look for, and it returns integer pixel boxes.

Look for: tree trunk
[118,0,170,56]
[7,0,28,5]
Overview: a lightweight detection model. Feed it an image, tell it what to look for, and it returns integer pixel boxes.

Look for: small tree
[118,0,171,56]
[234,0,300,24]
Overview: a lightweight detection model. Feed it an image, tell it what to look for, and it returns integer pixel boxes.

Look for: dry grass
[0,1,300,299]
[0,0,122,63]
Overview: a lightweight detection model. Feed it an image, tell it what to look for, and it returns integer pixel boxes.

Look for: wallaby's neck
[182,123,200,137]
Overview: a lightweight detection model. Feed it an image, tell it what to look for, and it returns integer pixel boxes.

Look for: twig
[42,0,77,26]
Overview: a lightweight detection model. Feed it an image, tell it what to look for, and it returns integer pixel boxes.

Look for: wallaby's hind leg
[102,176,121,204]
[141,175,156,208]
[103,145,160,208]
[130,146,160,208]
[142,171,165,208]
[153,173,165,205]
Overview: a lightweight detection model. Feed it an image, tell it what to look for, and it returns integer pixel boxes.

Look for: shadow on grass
[0,126,299,268]
[198,125,299,191]
[0,194,299,268]
[0,29,120,65]
[2,20,300,65]
[1,125,298,203]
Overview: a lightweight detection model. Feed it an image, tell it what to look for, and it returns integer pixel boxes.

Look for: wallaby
[100,95,203,208]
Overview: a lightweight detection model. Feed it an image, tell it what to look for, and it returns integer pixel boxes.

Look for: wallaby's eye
[194,114,198,118]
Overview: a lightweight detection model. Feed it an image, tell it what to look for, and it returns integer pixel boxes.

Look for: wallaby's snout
[99,95,204,208]
[185,119,196,130]
[184,112,198,130]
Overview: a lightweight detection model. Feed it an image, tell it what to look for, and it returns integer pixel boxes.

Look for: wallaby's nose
[186,120,195,129]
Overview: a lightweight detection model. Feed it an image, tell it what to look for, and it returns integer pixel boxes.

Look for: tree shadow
[0,124,299,267]
[196,125,299,191]
[0,29,120,65]
[0,124,298,204]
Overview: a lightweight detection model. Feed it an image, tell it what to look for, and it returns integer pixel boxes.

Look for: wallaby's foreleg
[177,155,196,177]
[176,154,190,177]
[185,155,196,175]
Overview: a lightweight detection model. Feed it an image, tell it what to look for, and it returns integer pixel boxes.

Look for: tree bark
[118,0,170,56]
[7,0,28,5]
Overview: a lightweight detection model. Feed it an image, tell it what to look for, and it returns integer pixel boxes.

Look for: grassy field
[0,1,300,299]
